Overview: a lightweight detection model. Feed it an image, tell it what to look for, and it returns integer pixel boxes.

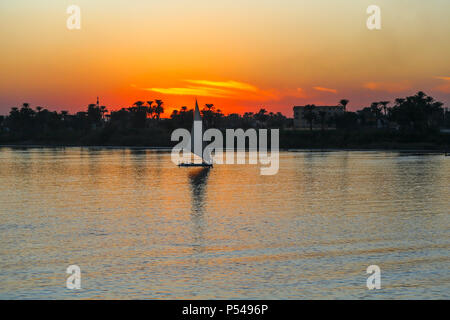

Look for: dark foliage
[1,92,449,149]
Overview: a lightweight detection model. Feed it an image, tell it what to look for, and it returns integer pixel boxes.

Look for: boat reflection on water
[187,167,211,252]
[188,167,211,209]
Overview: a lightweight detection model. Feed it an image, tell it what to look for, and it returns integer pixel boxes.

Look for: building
[293,105,344,129]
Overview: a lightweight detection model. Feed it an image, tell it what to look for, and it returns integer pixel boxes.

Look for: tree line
[0,99,289,145]
[302,92,449,132]
[0,91,449,148]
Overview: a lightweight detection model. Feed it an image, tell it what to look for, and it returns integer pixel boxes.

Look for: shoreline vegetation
[1,92,449,151]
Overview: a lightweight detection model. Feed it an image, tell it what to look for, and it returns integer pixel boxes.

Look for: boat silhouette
[178,99,213,168]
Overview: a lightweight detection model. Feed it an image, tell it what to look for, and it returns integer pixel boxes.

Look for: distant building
[293,105,344,129]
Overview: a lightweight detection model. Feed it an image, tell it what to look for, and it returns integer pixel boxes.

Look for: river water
[0,147,448,299]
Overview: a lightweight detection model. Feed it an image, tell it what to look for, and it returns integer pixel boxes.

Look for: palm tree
[417,91,426,100]
[255,108,268,124]
[370,102,382,127]
[61,110,68,121]
[100,106,108,120]
[20,103,35,119]
[154,100,164,120]
[379,101,390,116]
[135,101,147,116]
[370,102,380,112]
[395,98,405,105]
[133,101,145,109]
[146,101,154,119]
[202,104,215,127]
[339,99,349,112]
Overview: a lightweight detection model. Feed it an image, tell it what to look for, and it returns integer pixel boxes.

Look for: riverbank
[1,143,448,154]
[1,127,449,152]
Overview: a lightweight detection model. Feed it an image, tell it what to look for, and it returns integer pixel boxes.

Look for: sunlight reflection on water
[0,147,449,299]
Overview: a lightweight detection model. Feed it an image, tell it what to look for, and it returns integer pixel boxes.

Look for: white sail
[189,99,210,164]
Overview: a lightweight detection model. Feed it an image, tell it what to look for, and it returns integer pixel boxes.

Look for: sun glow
[0,0,449,115]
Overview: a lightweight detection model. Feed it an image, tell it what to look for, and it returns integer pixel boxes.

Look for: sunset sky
[1,0,450,116]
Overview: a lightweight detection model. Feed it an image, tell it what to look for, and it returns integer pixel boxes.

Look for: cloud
[433,76,450,93]
[313,86,338,94]
[184,80,259,92]
[142,80,278,101]
[145,86,232,98]
[363,81,411,93]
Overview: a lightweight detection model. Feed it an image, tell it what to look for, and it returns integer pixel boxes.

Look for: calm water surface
[0,147,449,299]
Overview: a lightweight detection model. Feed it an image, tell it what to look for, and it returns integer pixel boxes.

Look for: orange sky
[1,0,449,116]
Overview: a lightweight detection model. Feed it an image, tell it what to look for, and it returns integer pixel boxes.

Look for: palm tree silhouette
[100,106,108,120]
[370,102,382,127]
[154,100,164,121]
[202,104,215,127]
[133,101,145,109]
[379,101,390,116]
[339,99,349,112]
[146,101,154,119]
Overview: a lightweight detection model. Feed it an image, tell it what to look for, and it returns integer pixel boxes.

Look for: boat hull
[178,163,213,168]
